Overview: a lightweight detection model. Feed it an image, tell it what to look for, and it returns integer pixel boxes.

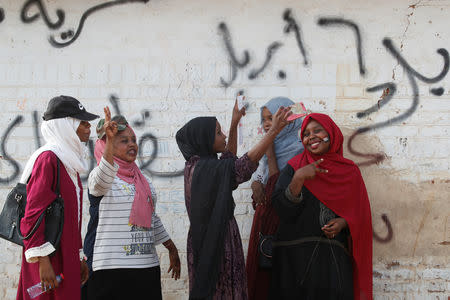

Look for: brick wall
[0,0,449,299]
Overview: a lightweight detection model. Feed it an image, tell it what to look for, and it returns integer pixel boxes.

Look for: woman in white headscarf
[16,96,99,300]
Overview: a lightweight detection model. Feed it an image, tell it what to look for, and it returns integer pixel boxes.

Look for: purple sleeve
[234,153,259,185]
[220,151,235,160]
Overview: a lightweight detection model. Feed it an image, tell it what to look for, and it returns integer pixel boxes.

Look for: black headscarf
[175,117,217,160]
[176,117,236,300]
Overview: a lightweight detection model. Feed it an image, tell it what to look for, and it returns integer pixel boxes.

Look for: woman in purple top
[176,99,292,300]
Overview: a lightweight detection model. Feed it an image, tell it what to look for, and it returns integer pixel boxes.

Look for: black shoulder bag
[0,159,64,255]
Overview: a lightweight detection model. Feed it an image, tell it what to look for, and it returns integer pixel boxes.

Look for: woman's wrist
[38,256,50,264]
[265,143,275,157]
[163,239,177,251]
[289,174,304,196]
[266,128,280,140]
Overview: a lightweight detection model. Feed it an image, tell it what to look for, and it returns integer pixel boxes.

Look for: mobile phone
[237,92,244,110]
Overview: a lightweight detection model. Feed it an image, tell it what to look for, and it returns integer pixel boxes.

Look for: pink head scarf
[94,127,153,229]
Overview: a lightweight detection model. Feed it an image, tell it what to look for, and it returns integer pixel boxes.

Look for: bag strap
[19,210,45,240]
[272,236,351,256]
[20,158,61,241]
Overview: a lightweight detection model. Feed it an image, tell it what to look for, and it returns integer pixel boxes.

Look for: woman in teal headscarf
[246,97,304,300]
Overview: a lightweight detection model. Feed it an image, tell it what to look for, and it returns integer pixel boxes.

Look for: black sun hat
[43,95,100,121]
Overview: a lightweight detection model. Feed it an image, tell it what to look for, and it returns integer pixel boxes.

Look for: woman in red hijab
[270,113,372,300]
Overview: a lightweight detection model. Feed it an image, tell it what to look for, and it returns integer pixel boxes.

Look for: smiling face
[113,127,138,162]
[302,119,330,155]
[262,107,273,133]
[76,121,91,142]
[212,121,227,153]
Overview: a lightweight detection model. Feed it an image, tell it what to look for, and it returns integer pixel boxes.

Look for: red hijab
[288,113,373,300]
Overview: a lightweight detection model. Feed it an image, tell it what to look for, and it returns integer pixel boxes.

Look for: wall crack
[392,0,424,80]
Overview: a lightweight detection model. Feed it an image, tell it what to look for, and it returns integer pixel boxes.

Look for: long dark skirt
[246,173,280,300]
[87,266,162,300]
[270,240,353,300]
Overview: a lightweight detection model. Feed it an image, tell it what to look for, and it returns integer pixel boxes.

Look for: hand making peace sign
[295,158,328,181]
[102,106,118,141]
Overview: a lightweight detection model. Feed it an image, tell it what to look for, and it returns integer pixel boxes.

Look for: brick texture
[0,1,449,299]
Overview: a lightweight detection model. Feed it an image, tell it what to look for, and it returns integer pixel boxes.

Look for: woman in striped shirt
[83,107,180,300]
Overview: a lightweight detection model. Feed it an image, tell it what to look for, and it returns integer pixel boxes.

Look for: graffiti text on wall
[1,0,149,48]
[218,10,449,244]
[219,11,449,169]
[0,95,183,185]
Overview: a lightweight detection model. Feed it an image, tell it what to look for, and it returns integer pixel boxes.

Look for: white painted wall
[0,0,449,299]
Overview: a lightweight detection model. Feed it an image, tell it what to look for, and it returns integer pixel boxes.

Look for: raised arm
[88,107,119,197]
[101,106,117,165]
[266,143,279,177]
[226,98,246,156]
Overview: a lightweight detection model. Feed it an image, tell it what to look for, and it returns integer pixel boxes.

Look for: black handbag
[258,232,274,269]
[0,159,64,254]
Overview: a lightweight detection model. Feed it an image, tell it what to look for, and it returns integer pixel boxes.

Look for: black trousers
[85,266,162,300]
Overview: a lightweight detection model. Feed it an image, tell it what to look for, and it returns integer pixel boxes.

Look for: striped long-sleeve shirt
[84,157,170,272]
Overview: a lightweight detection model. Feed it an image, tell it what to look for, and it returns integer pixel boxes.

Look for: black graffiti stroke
[32,110,41,149]
[358,38,448,134]
[248,42,283,80]
[348,38,449,166]
[0,96,183,184]
[0,116,23,184]
[0,8,5,23]
[109,94,122,116]
[357,83,397,119]
[21,0,65,29]
[218,22,251,88]
[283,9,308,65]
[318,17,366,76]
[373,214,394,243]
[49,0,149,48]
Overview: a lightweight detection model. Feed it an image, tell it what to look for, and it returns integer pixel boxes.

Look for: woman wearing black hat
[16,96,99,300]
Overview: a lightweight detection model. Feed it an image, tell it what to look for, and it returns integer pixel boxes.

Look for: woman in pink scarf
[82,107,180,300]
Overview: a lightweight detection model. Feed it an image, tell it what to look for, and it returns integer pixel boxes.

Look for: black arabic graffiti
[109,94,122,116]
[32,110,41,149]
[0,95,183,184]
[248,42,283,80]
[0,116,23,184]
[218,22,251,88]
[80,140,95,182]
[21,0,64,29]
[373,214,394,243]
[8,0,149,47]
[283,9,308,66]
[219,14,367,87]
[49,0,149,48]
[317,17,366,76]
[0,8,5,23]
[219,22,286,87]
[217,11,448,244]
[107,95,183,178]
[349,38,449,166]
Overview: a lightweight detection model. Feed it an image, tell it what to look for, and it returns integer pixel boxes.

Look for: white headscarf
[20,117,89,183]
